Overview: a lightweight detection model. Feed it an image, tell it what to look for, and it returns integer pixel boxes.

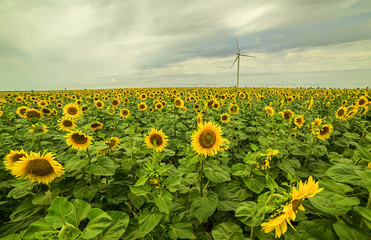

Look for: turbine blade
[240,54,256,58]
[231,56,239,68]
[236,38,240,53]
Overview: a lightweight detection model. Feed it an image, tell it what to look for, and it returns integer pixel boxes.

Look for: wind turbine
[231,38,256,88]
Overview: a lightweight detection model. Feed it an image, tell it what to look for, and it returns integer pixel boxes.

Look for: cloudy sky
[1,0,370,91]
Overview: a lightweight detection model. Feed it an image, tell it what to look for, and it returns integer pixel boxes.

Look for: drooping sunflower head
[294,116,304,128]
[145,128,169,152]
[191,121,224,157]
[90,121,103,131]
[220,113,230,123]
[120,108,130,118]
[3,149,28,171]
[317,124,333,140]
[58,118,76,132]
[10,151,64,185]
[25,109,42,119]
[138,102,147,111]
[66,131,92,151]
[265,106,275,116]
[16,106,28,118]
[95,100,104,109]
[29,123,48,134]
[63,103,81,119]
[335,106,347,120]
[97,137,121,155]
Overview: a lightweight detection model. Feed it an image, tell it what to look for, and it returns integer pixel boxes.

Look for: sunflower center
[122,110,128,115]
[222,115,228,120]
[68,107,77,115]
[106,139,117,148]
[291,198,304,212]
[26,159,54,176]
[72,133,88,144]
[20,108,27,114]
[359,99,365,105]
[199,130,217,148]
[27,110,41,118]
[284,111,291,119]
[320,126,329,135]
[63,120,73,127]
[97,102,102,107]
[338,109,345,116]
[11,153,26,163]
[91,123,101,128]
[150,133,163,146]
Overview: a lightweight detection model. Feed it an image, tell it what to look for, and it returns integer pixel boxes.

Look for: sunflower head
[66,131,92,150]
[317,124,333,140]
[265,106,275,116]
[357,96,368,107]
[145,128,169,152]
[280,109,294,120]
[90,121,103,131]
[120,108,130,118]
[335,107,347,120]
[138,102,147,111]
[220,113,230,123]
[4,149,28,171]
[97,137,121,155]
[58,118,76,132]
[111,99,120,107]
[174,98,184,108]
[95,100,104,109]
[191,121,224,157]
[25,109,42,119]
[29,123,48,134]
[10,151,64,184]
[16,106,28,118]
[63,103,81,119]
[294,116,304,128]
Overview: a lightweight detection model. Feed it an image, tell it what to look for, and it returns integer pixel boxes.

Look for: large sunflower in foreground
[145,128,169,152]
[3,149,28,171]
[10,151,64,185]
[58,117,76,132]
[63,103,81,119]
[261,176,323,238]
[66,131,92,150]
[317,124,333,140]
[191,121,224,157]
[97,137,121,155]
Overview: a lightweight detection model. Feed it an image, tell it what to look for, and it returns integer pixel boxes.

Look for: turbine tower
[231,38,256,88]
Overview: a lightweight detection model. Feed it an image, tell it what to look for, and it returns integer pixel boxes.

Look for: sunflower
[220,113,230,123]
[97,137,121,155]
[3,149,28,171]
[293,116,304,128]
[265,106,275,116]
[212,101,220,110]
[145,128,169,152]
[317,124,333,140]
[357,96,368,107]
[25,109,42,119]
[37,100,48,107]
[63,103,81,119]
[111,99,120,107]
[93,100,103,109]
[120,108,130,118]
[90,121,103,131]
[16,106,28,118]
[174,97,184,108]
[228,104,239,114]
[258,149,279,170]
[279,109,294,120]
[196,114,203,126]
[66,131,92,150]
[58,118,76,132]
[335,106,347,120]
[29,123,48,134]
[41,108,52,116]
[10,151,64,185]
[155,103,163,110]
[138,102,147,111]
[191,122,224,157]
[311,117,322,127]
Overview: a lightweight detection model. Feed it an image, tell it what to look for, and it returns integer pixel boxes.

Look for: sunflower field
[0,87,370,240]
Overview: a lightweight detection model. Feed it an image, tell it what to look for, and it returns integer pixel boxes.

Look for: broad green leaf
[243,176,266,194]
[45,197,73,228]
[333,220,371,240]
[102,211,130,240]
[92,142,110,151]
[168,222,195,239]
[154,190,172,214]
[265,175,278,191]
[235,201,263,227]
[354,206,371,229]
[165,175,182,192]
[138,209,162,237]
[212,222,244,240]
[89,156,116,176]
[81,208,112,239]
[326,164,365,188]
[7,180,37,199]
[23,218,57,240]
[66,199,91,228]
[189,190,218,223]
[319,178,354,196]
[284,219,336,240]
[157,164,174,174]
[135,175,149,186]
[230,163,249,177]
[129,185,149,196]
[73,179,99,201]
[65,155,89,171]
[357,145,371,162]
[355,169,371,191]
[203,164,231,183]
[10,198,44,222]
[32,190,58,205]
[127,193,146,209]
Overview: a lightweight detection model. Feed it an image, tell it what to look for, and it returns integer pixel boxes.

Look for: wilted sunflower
[95,100,104,109]
[63,103,81,119]
[317,124,333,140]
[90,121,103,131]
[66,131,92,150]
[120,108,130,118]
[293,116,304,128]
[25,109,42,119]
[335,106,347,120]
[10,151,64,185]
[220,113,230,123]
[191,121,224,157]
[279,109,294,120]
[16,106,28,118]
[97,137,121,155]
[58,117,76,132]
[265,106,275,116]
[3,149,28,171]
[145,128,169,152]
[138,102,147,111]
[29,123,48,134]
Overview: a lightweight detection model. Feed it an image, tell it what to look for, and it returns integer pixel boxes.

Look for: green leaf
[203,164,231,183]
[230,163,249,177]
[326,164,365,188]
[189,190,218,223]
[165,175,182,192]
[284,219,336,240]
[355,169,371,191]
[319,178,354,196]
[169,222,195,239]
[243,176,266,194]
[265,175,278,191]
[92,142,110,151]
[357,145,371,162]
[138,209,162,237]
[66,199,91,228]
[250,143,259,152]
[129,185,149,196]
[89,156,116,176]
[154,190,172,214]
[235,201,263,227]
[45,197,73,228]
[102,211,130,240]
[212,222,244,240]
[309,190,360,215]
[354,206,371,229]
[81,208,112,239]
[73,179,99,201]
[10,198,44,222]
[65,155,89,171]
[23,218,57,240]
[127,193,146,209]
[333,220,371,240]
[157,164,174,174]
[7,180,37,199]
[32,190,58,205]
[135,175,149,186]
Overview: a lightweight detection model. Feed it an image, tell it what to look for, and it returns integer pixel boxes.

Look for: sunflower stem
[304,136,316,167]
[250,226,256,240]
[360,191,371,229]
[287,119,293,139]
[86,148,92,164]
[200,157,204,197]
